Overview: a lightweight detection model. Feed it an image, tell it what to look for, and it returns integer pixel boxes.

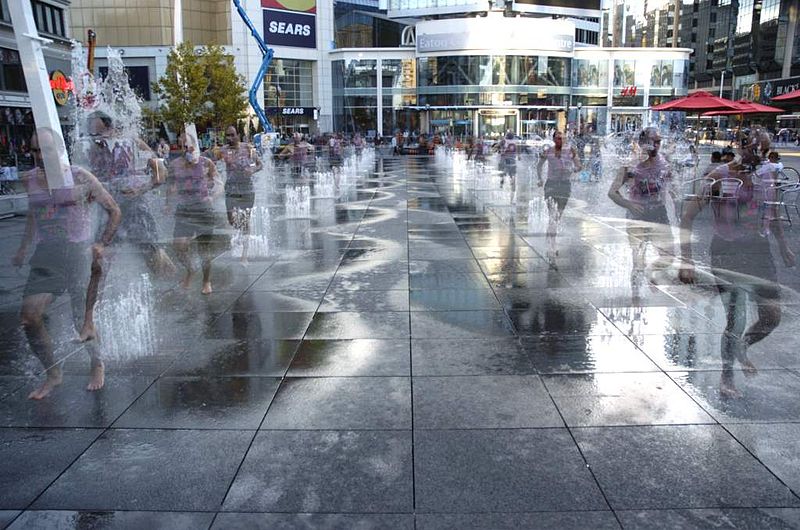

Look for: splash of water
[314,172,337,198]
[285,185,311,219]
[95,274,156,360]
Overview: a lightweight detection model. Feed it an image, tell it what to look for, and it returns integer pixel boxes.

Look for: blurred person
[608,127,676,301]
[537,130,580,261]
[680,142,795,397]
[213,126,262,263]
[12,128,121,399]
[168,129,221,294]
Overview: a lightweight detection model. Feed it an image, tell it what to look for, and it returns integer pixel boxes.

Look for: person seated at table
[756,151,783,185]
[702,151,722,178]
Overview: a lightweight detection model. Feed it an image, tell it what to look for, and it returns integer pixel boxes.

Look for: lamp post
[425,103,430,135]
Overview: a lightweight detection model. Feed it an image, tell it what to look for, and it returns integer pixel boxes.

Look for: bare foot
[154,249,177,276]
[201,282,213,295]
[28,370,63,400]
[180,270,195,290]
[87,362,105,391]
[720,376,742,399]
[741,359,759,377]
[78,322,98,342]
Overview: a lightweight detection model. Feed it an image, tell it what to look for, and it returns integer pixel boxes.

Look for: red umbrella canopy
[650,91,741,112]
[771,88,800,102]
[702,99,784,116]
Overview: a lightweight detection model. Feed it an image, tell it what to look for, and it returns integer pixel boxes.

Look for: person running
[328,133,343,174]
[679,142,795,398]
[83,112,173,282]
[537,130,580,260]
[168,130,221,295]
[12,128,121,399]
[608,127,676,299]
[498,132,518,181]
[213,126,262,262]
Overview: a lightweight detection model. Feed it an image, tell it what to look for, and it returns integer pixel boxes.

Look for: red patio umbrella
[650,91,741,112]
[771,88,800,102]
[701,100,784,116]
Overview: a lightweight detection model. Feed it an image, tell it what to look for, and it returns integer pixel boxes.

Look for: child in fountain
[168,130,221,294]
[84,112,173,279]
[12,128,121,399]
[212,126,262,263]
[607,127,676,301]
[537,130,580,262]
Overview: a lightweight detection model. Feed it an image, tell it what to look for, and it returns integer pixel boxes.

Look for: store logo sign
[50,70,74,106]
[264,9,316,48]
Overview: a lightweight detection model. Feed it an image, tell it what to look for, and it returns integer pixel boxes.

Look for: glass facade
[265,59,314,108]
[331,51,689,136]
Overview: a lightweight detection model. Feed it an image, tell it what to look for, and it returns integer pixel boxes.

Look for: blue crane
[232,0,274,133]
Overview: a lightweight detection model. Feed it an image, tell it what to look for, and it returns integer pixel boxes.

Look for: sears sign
[263,9,316,48]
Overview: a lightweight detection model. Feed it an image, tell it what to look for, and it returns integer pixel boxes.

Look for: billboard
[263,0,316,49]
[512,0,601,18]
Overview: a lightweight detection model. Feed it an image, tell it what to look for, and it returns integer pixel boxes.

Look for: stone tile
[416,512,620,530]
[114,376,280,429]
[507,305,617,336]
[674,370,800,423]
[212,513,414,529]
[521,334,659,374]
[544,373,714,427]
[305,312,409,339]
[0,512,19,528]
[288,340,409,376]
[7,511,215,530]
[616,508,800,529]
[414,429,606,512]
[222,430,412,513]
[413,376,563,429]
[726,423,800,493]
[411,339,535,375]
[409,260,482,274]
[0,376,153,428]
[0,428,100,508]
[409,289,500,311]
[167,339,300,377]
[263,377,411,429]
[227,291,323,312]
[410,273,489,290]
[319,289,409,312]
[411,311,515,338]
[204,312,313,340]
[328,272,409,291]
[34,429,252,511]
[573,425,800,510]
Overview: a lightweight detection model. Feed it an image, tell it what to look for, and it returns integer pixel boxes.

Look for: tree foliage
[152,42,248,133]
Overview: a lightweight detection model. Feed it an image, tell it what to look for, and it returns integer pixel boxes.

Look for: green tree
[203,44,249,131]
[152,42,248,134]
[151,41,208,132]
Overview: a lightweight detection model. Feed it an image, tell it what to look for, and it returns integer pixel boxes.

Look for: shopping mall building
[63,0,690,138]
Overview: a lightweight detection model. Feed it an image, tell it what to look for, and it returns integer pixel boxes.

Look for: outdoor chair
[680,177,714,216]
[762,183,800,226]
[710,177,743,220]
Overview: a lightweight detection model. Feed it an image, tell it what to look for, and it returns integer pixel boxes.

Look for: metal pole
[717,71,725,140]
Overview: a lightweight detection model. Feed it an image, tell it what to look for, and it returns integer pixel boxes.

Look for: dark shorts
[329,155,342,167]
[627,203,670,225]
[174,202,218,240]
[501,158,516,177]
[24,241,90,298]
[544,179,572,211]
[711,235,780,300]
[225,192,255,215]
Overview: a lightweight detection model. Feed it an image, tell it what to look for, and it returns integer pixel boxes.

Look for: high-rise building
[618,0,800,100]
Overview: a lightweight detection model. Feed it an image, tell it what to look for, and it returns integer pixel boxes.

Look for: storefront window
[573,59,608,88]
[0,48,27,93]
[342,59,378,88]
[264,59,314,108]
[650,60,674,88]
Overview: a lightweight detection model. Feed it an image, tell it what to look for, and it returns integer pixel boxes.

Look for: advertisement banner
[263,9,316,48]
[262,0,316,13]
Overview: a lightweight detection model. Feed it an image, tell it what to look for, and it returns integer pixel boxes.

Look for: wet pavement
[2,151,800,528]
